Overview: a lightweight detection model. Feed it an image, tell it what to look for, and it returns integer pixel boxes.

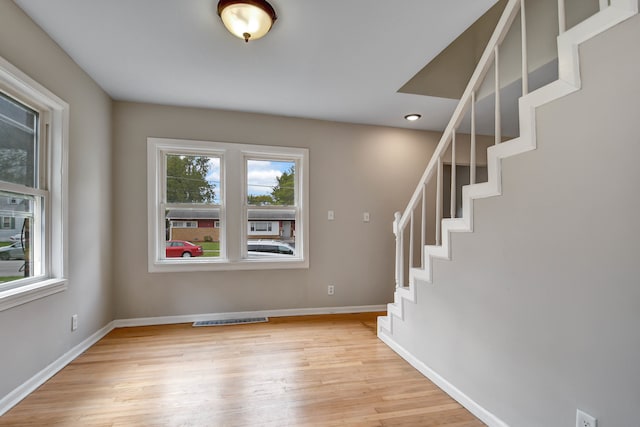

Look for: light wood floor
[0,313,484,426]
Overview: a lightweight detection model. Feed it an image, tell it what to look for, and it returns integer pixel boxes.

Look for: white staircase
[378,0,638,337]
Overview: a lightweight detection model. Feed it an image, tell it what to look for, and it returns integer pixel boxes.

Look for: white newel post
[393,211,402,289]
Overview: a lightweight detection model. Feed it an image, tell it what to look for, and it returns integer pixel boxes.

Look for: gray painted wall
[0,2,113,401]
[389,14,640,427]
[112,102,440,319]
[3,1,636,423]
[0,0,442,405]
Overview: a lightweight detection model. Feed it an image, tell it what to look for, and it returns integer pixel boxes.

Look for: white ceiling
[14,0,497,131]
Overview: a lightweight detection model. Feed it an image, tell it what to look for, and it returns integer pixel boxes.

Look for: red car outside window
[165,240,204,258]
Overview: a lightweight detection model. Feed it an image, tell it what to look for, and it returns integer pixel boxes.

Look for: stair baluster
[450,133,457,219]
[421,184,426,269]
[494,46,501,145]
[409,210,414,275]
[559,0,567,33]
[435,157,443,246]
[470,91,477,185]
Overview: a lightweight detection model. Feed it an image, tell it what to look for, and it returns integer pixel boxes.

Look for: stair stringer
[378,0,638,338]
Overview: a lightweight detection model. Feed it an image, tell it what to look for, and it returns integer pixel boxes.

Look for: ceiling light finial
[217,0,277,43]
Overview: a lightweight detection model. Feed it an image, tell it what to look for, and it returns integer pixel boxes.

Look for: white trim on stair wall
[378,330,509,427]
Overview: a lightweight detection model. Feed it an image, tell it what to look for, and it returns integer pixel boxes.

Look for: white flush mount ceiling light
[404,114,422,121]
[217,0,278,43]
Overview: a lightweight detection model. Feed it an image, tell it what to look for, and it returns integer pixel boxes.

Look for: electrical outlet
[328,210,335,221]
[328,285,335,295]
[576,410,597,427]
[71,314,78,331]
[363,212,370,222]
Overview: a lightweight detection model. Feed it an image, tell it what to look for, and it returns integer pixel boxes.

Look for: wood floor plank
[0,313,485,426]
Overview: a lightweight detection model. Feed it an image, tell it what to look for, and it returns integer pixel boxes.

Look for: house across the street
[166,208,295,243]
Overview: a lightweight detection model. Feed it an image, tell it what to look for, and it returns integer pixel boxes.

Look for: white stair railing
[393,0,522,289]
[392,0,622,291]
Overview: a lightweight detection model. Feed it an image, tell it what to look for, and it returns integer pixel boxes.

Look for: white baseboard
[114,304,386,328]
[0,305,385,416]
[378,329,509,427]
[0,320,116,416]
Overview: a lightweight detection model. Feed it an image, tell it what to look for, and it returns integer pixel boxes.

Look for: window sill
[149,258,309,273]
[0,278,67,312]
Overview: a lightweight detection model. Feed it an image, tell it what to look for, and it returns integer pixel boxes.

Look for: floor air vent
[193,317,269,327]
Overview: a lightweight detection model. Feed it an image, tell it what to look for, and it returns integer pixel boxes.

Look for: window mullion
[225,149,242,261]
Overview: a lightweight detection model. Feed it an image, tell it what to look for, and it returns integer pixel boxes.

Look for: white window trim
[148,138,309,272]
[0,55,68,311]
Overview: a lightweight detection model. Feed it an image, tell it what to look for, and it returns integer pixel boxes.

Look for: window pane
[0,192,37,284]
[164,208,220,258]
[0,93,38,188]
[246,159,297,260]
[247,239,295,257]
[246,208,296,258]
[247,160,295,206]
[166,155,220,204]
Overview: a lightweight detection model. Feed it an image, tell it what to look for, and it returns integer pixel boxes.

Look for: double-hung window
[0,56,68,311]
[148,138,308,272]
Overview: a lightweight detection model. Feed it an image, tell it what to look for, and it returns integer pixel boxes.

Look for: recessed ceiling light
[404,114,422,121]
